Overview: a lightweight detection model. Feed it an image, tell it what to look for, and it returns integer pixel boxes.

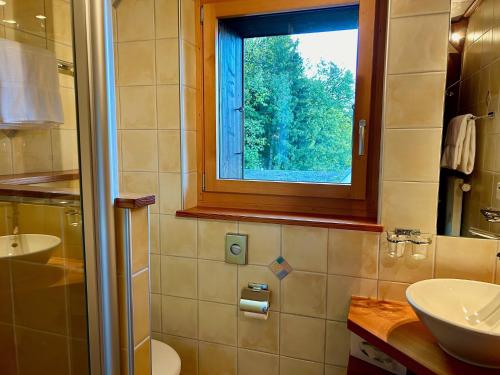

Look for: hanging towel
[0,39,64,128]
[441,114,476,175]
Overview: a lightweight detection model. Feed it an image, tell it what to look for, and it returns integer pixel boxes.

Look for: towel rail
[471,112,495,120]
[57,59,74,76]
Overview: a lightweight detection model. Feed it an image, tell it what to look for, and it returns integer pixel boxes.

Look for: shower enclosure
[0,0,120,374]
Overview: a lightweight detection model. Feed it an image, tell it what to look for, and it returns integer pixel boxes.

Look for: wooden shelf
[115,194,156,209]
[0,169,79,185]
[347,297,500,375]
[176,206,383,232]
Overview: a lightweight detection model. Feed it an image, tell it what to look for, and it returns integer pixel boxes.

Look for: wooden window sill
[176,206,383,232]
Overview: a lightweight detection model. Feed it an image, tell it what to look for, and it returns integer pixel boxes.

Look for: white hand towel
[0,38,64,127]
[441,114,476,175]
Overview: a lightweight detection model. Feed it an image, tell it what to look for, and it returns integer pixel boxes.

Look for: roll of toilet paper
[239,298,269,314]
[243,311,269,320]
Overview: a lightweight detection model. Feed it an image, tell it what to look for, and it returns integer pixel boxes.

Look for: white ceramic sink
[0,234,61,263]
[406,279,500,368]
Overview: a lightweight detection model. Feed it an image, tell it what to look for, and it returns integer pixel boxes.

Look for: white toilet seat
[151,339,181,375]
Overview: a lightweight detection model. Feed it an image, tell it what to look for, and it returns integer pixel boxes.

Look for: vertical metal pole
[72,0,120,373]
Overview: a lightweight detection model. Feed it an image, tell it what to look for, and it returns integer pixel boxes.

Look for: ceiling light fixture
[2,19,17,24]
[35,14,47,20]
[0,1,7,6]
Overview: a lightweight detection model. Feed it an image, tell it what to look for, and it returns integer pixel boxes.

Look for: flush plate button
[225,233,248,265]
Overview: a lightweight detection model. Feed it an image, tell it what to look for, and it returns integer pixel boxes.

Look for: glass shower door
[0,0,119,374]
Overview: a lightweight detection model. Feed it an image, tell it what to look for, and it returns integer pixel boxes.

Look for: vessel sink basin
[0,234,61,263]
[406,279,500,368]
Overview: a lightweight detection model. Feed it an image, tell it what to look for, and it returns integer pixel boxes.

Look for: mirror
[437,0,500,239]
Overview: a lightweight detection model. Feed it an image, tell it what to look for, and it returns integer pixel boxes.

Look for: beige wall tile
[390,0,450,18]
[155,0,179,39]
[116,0,155,42]
[132,270,151,345]
[70,339,89,375]
[120,86,157,129]
[383,73,444,127]
[181,40,197,88]
[325,365,347,375]
[198,259,237,304]
[280,313,325,363]
[151,293,162,332]
[161,256,197,298]
[325,321,350,367]
[182,85,197,131]
[122,130,158,172]
[59,87,77,129]
[435,236,497,282]
[279,357,324,375]
[199,342,237,375]
[381,181,439,234]
[378,281,410,302]
[182,171,198,209]
[0,260,13,324]
[161,295,198,338]
[157,84,181,129]
[328,229,379,279]
[181,0,196,45]
[51,129,79,171]
[182,130,197,173]
[387,14,449,74]
[118,41,156,85]
[199,301,237,345]
[383,129,442,182]
[11,261,67,334]
[0,134,12,175]
[239,222,281,266]
[157,38,180,84]
[238,349,279,375]
[46,0,72,44]
[163,335,198,375]
[134,338,151,375]
[159,173,182,213]
[158,130,181,172]
[379,236,435,283]
[15,326,69,375]
[282,226,327,273]
[281,271,327,318]
[238,265,280,310]
[160,215,197,257]
[4,0,45,37]
[12,130,52,173]
[150,254,161,294]
[131,207,149,273]
[327,275,377,321]
[150,213,160,254]
[238,311,279,354]
[198,220,237,260]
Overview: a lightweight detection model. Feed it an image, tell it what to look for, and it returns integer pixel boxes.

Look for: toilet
[152,339,181,375]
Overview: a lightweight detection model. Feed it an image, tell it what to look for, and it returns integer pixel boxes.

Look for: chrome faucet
[480,208,500,223]
[9,203,19,235]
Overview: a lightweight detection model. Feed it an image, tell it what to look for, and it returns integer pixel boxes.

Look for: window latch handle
[235,106,244,113]
[358,119,366,156]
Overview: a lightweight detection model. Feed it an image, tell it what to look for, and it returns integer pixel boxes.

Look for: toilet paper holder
[240,282,271,315]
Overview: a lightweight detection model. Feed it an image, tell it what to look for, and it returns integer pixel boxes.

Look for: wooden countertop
[0,170,79,185]
[0,170,156,208]
[347,297,500,375]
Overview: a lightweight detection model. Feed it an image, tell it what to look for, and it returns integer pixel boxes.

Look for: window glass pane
[218,7,359,184]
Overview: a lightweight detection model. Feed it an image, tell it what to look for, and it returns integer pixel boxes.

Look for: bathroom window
[199,0,385,217]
